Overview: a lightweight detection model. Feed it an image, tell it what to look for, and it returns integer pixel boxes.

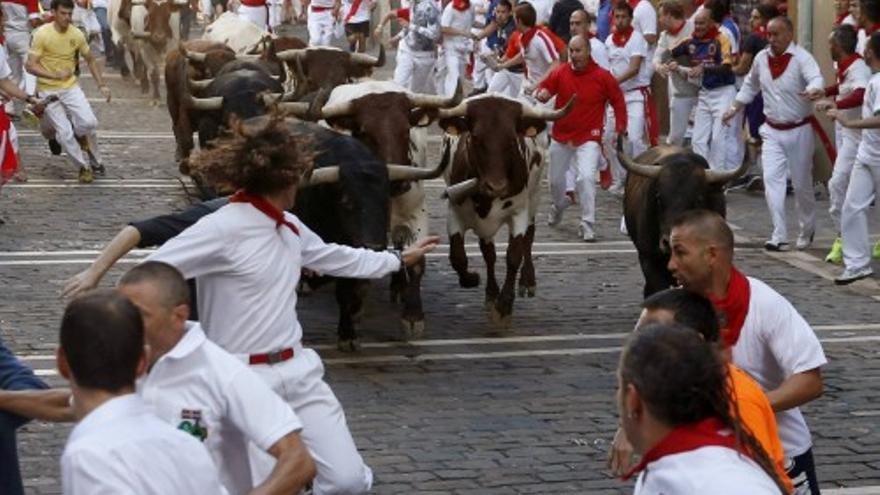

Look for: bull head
[615,136,749,184]
[437,95,575,130]
[315,82,461,121]
[297,161,445,189]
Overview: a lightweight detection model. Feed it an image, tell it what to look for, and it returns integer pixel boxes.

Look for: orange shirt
[729,363,793,494]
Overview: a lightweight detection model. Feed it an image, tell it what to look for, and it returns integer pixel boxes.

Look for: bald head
[693,7,712,36]
[767,15,794,55]
[671,210,734,255]
[568,34,591,70]
[569,9,589,38]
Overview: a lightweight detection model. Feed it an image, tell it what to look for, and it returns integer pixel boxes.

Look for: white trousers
[472,39,493,89]
[692,85,736,171]
[5,31,36,115]
[487,69,522,98]
[393,46,436,94]
[604,92,646,186]
[38,85,100,169]
[239,4,269,29]
[759,123,815,243]
[550,140,601,225]
[441,42,467,98]
[267,0,284,28]
[308,8,335,46]
[829,130,861,231]
[841,160,880,270]
[248,348,372,495]
[667,95,697,146]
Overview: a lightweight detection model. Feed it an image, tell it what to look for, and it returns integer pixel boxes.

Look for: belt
[310,5,332,11]
[764,117,810,130]
[764,115,838,164]
[249,347,295,365]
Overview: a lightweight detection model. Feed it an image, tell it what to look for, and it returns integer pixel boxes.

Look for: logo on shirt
[177,409,208,442]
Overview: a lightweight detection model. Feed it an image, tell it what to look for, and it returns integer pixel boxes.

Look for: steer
[616,139,748,297]
[129,0,185,103]
[437,95,572,326]
[275,46,385,99]
[297,80,459,343]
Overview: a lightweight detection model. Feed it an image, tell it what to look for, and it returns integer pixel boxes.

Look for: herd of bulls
[114,12,748,350]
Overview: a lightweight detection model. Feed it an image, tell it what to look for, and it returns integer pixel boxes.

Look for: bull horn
[275,48,307,61]
[348,44,385,67]
[319,98,353,119]
[615,135,661,179]
[261,92,284,105]
[409,81,462,109]
[387,160,447,182]
[186,51,207,62]
[131,30,151,40]
[436,100,468,119]
[186,96,223,110]
[189,78,214,90]
[299,166,340,187]
[705,153,751,185]
[277,102,311,116]
[235,54,262,62]
[521,96,576,121]
[442,178,479,203]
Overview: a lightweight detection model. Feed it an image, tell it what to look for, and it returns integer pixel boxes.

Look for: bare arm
[831,109,880,129]
[616,55,642,84]
[497,51,523,70]
[732,52,754,76]
[83,50,111,102]
[765,368,823,412]
[248,433,316,495]
[0,78,33,102]
[643,33,657,45]
[62,226,142,299]
[0,389,74,423]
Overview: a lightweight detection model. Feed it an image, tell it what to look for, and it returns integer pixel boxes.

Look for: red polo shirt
[537,61,627,146]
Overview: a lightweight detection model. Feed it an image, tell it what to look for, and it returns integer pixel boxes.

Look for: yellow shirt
[29,23,89,91]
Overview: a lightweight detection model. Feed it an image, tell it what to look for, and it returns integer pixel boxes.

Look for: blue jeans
[93,7,115,61]
[0,335,48,495]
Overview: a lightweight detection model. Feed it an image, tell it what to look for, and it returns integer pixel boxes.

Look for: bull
[616,139,749,297]
[275,46,385,99]
[436,95,572,326]
[294,80,459,343]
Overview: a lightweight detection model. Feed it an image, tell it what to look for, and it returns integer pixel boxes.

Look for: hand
[687,65,703,78]
[62,268,101,300]
[534,88,551,103]
[607,427,635,476]
[801,88,825,101]
[826,108,849,127]
[667,61,678,72]
[721,106,739,126]
[99,85,111,103]
[655,64,669,78]
[401,236,440,266]
[814,99,834,112]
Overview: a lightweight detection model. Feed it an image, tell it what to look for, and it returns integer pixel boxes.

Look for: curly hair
[187,114,315,196]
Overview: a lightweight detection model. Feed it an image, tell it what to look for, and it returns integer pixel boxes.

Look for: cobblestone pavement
[2,24,880,495]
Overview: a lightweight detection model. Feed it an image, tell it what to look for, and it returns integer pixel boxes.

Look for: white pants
[487,69,522,98]
[829,129,861,231]
[550,140,601,225]
[267,0,284,28]
[249,348,372,495]
[692,85,736,171]
[393,46,436,94]
[5,31,35,115]
[38,85,100,169]
[604,92,646,186]
[308,8,335,46]
[472,39,493,89]
[239,4,269,29]
[441,41,467,97]
[841,160,880,270]
[759,123,816,243]
[667,95,697,146]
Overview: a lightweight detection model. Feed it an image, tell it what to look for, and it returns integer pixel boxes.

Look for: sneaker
[88,152,105,176]
[796,231,814,250]
[547,203,565,227]
[764,240,788,252]
[746,176,764,192]
[825,238,843,264]
[78,166,94,184]
[608,183,625,198]
[48,138,62,155]
[834,265,874,285]
[873,240,880,259]
[578,222,596,243]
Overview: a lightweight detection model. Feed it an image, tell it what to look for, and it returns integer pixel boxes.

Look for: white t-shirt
[440,2,474,50]
[633,446,780,494]
[342,0,371,24]
[605,29,650,93]
[632,0,657,40]
[731,277,827,458]
[838,57,872,144]
[0,46,12,80]
[62,394,226,495]
[590,37,610,70]
[857,72,880,165]
[521,28,559,86]
[138,323,303,495]
[147,203,401,355]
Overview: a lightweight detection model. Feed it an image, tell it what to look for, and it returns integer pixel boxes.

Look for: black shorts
[345,20,370,36]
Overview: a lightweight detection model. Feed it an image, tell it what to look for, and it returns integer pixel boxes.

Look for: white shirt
[147,203,401,355]
[1,0,39,33]
[653,19,698,98]
[731,277,827,458]
[838,57,872,144]
[843,14,857,26]
[342,0,371,24]
[857,72,880,165]
[521,28,559,85]
[606,29,651,93]
[138,323,303,495]
[440,2,474,50]
[633,446,780,494]
[590,37,610,70]
[632,0,657,40]
[0,45,12,80]
[62,394,226,495]
[735,43,824,124]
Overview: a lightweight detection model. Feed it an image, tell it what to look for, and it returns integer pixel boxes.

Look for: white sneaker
[796,231,814,250]
[834,266,874,285]
[608,183,625,198]
[619,216,628,236]
[547,204,565,227]
[578,222,596,243]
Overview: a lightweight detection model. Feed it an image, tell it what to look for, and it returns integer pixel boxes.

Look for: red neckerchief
[753,24,768,40]
[452,0,469,11]
[837,53,862,84]
[667,19,686,37]
[611,25,634,47]
[627,0,640,7]
[707,267,750,348]
[229,189,300,236]
[694,25,719,42]
[835,12,849,26]
[767,51,793,79]
[396,7,410,22]
[866,23,880,35]
[520,26,540,48]
[622,418,741,480]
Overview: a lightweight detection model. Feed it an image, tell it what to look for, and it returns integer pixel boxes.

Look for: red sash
[622,417,741,480]
[636,86,659,147]
[611,25,633,47]
[767,52,792,79]
[707,267,750,348]
[229,190,300,236]
[0,111,17,185]
[343,0,364,23]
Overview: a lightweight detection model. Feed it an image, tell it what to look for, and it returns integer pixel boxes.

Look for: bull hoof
[518,284,537,298]
[488,305,512,329]
[337,338,361,352]
[459,272,480,288]
[399,319,425,341]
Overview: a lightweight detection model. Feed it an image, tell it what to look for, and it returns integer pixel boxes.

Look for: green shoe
[873,240,880,259]
[825,238,843,264]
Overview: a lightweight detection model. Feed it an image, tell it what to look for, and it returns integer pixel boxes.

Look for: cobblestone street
[2,31,880,494]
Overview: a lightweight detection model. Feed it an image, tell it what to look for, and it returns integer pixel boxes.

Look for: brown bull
[129,0,180,102]
[276,46,385,99]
